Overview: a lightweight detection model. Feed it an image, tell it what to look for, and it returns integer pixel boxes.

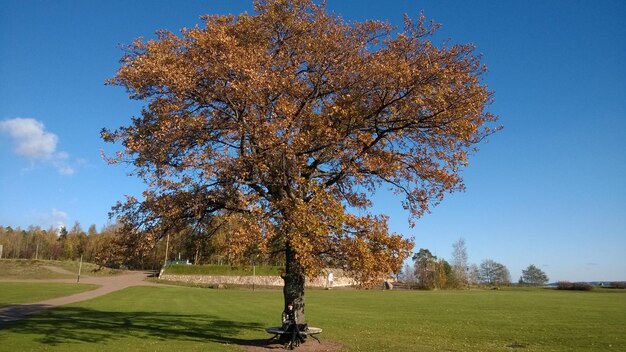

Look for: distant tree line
[0,223,121,266]
[400,238,549,289]
[0,220,285,269]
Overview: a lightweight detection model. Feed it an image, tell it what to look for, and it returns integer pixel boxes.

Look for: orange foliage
[104,0,497,288]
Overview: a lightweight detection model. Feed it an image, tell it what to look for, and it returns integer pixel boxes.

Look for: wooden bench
[265,326,323,346]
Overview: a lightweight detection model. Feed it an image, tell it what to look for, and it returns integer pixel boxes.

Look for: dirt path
[41,265,76,275]
[0,269,160,327]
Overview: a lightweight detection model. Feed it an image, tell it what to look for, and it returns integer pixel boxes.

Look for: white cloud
[0,118,57,158]
[51,208,68,227]
[51,151,75,176]
[0,117,75,175]
[33,208,68,230]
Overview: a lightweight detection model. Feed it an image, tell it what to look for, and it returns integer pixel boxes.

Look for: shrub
[557,281,573,290]
[556,281,593,291]
[573,282,593,291]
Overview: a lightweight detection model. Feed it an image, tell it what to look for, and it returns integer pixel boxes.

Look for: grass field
[0,285,623,351]
[0,282,98,307]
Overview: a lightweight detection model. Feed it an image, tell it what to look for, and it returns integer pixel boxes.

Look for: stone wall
[159,269,355,288]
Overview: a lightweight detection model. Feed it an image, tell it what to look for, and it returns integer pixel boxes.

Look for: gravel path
[0,269,160,327]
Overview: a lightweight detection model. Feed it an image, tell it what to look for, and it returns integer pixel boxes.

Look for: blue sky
[1,0,624,282]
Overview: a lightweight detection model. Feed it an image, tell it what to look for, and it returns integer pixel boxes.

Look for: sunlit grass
[0,282,98,307]
[0,286,624,351]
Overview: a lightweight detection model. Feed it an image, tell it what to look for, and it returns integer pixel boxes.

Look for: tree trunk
[283,242,306,324]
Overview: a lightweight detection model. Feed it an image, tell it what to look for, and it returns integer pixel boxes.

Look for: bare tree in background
[451,237,468,287]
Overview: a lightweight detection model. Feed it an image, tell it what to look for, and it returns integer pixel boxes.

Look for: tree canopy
[412,248,451,289]
[478,259,511,286]
[103,0,497,320]
[520,264,549,286]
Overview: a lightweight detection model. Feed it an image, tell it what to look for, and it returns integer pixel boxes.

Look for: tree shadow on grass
[0,306,268,348]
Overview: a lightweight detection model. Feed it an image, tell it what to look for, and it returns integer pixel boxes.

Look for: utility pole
[158,234,171,280]
[77,255,83,283]
[163,234,170,267]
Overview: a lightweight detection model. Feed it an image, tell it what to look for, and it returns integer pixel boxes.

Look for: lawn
[0,286,624,351]
[0,282,98,307]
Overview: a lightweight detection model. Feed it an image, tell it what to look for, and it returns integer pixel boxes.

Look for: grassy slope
[0,282,98,307]
[0,287,624,351]
[0,260,74,279]
[0,259,123,280]
[51,260,124,277]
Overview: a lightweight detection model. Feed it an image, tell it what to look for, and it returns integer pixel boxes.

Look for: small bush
[574,282,593,291]
[556,281,573,290]
[556,281,593,291]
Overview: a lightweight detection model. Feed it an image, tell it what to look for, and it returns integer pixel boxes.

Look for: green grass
[0,259,124,280]
[0,282,98,307]
[164,264,283,276]
[0,287,624,351]
[312,288,626,351]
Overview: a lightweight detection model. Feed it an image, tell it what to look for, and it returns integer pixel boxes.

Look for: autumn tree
[103,0,497,322]
[64,221,88,260]
[520,264,548,286]
[91,223,126,268]
[88,224,98,237]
